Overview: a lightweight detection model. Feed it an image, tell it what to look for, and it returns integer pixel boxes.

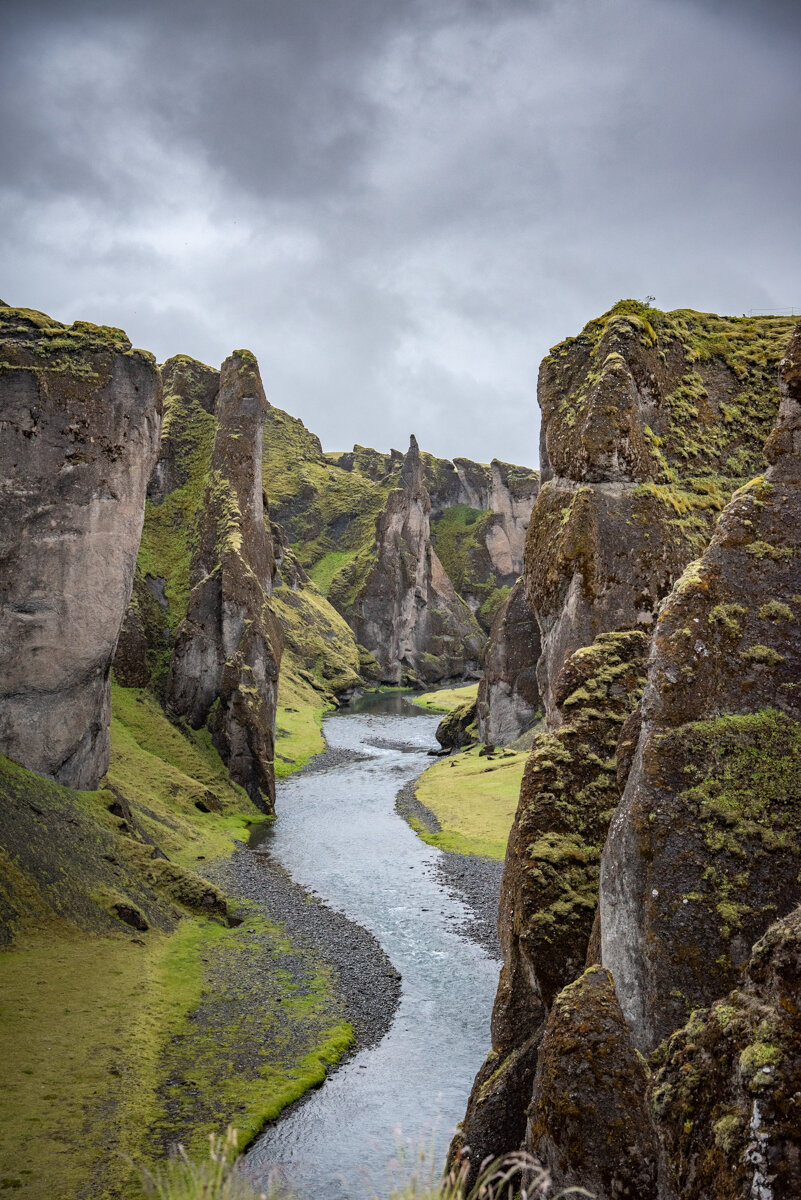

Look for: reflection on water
[243,694,499,1200]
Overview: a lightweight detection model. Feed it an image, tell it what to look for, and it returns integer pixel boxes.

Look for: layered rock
[476,579,541,746]
[601,327,801,1052]
[0,306,161,787]
[166,351,282,811]
[650,904,801,1200]
[451,630,648,1181]
[528,303,796,723]
[351,436,485,685]
[528,966,661,1200]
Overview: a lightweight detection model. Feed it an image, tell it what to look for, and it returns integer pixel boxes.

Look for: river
[242,691,500,1200]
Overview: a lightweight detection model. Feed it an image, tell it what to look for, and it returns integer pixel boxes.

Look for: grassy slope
[414,746,527,860]
[0,686,352,1199]
[412,682,479,713]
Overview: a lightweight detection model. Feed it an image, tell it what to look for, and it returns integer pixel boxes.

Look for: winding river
[243,692,500,1200]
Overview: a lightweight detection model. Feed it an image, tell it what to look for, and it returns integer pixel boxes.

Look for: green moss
[758,600,794,622]
[430,505,501,621]
[745,540,795,562]
[708,602,747,636]
[739,644,786,666]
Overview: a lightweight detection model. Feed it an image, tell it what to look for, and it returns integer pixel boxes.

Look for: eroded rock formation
[451,630,648,1181]
[528,966,661,1200]
[167,350,282,811]
[527,303,795,723]
[0,306,161,787]
[476,579,541,746]
[601,327,801,1052]
[351,436,484,684]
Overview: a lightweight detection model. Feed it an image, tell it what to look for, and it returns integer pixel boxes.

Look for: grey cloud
[1,0,799,464]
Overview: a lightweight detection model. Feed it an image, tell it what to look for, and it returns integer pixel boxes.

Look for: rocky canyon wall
[351,436,485,685]
[453,313,801,1198]
[0,305,161,788]
[166,351,282,812]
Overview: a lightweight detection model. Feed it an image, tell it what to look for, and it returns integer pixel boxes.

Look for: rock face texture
[528,967,661,1200]
[166,351,282,811]
[0,306,161,787]
[601,327,801,1053]
[650,903,801,1200]
[527,303,795,723]
[451,630,648,1182]
[476,579,542,746]
[351,437,485,685]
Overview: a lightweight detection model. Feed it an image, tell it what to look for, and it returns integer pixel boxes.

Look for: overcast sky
[2,0,799,466]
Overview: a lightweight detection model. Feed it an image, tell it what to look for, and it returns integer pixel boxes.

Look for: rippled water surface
[243,692,500,1200]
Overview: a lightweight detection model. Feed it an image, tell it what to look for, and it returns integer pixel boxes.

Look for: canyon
[2,298,800,1200]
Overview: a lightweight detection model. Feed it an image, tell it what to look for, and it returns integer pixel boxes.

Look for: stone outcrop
[435,698,477,749]
[476,579,541,746]
[451,630,648,1183]
[166,351,282,811]
[528,967,661,1200]
[650,903,801,1200]
[351,436,485,685]
[601,327,801,1053]
[0,306,161,788]
[527,303,796,723]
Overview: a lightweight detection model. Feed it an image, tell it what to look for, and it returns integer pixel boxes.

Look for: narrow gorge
[2,299,801,1200]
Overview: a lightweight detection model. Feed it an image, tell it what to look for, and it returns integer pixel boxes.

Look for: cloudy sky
[2,0,799,465]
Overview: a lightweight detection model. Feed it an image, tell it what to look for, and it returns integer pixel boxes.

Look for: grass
[412,683,479,714]
[307,550,358,597]
[273,661,328,779]
[413,746,526,859]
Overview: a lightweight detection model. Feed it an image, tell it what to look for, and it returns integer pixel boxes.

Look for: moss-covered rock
[601,327,801,1053]
[351,437,485,685]
[435,698,478,749]
[0,306,162,790]
[528,302,796,721]
[166,351,282,812]
[650,904,801,1200]
[528,966,661,1199]
[450,630,648,1185]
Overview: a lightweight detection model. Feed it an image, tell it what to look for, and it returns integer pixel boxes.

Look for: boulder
[435,699,477,749]
[167,350,282,811]
[0,306,161,787]
[601,326,801,1052]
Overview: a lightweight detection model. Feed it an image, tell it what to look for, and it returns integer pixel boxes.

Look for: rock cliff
[0,306,161,788]
[475,579,541,746]
[351,437,485,684]
[166,351,282,811]
[528,303,795,723]
[451,630,648,1181]
[601,325,801,1052]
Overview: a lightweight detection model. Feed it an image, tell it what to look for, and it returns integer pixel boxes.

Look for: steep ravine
[242,693,502,1200]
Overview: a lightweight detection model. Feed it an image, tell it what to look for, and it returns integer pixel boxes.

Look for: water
[243,692,499,1200]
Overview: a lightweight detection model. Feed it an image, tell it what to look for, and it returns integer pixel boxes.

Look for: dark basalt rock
[435,699,477,749]
[528,966,661,1200]
[476,579,542,746]
[0,307,161,788]
[650,904,801,1200]
[449,629,648,1187]
[527,303,795,723]
[167,350,282,812]
[601,327,801,1053]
